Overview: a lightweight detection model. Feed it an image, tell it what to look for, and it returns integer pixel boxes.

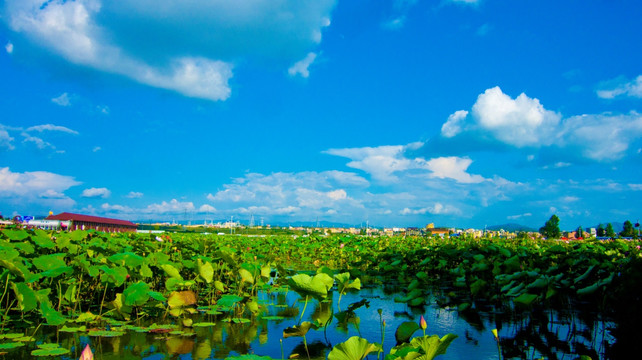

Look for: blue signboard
[23,216,34,222]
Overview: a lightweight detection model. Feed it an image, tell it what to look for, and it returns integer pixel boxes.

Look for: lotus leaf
[0,342,24,349]
[409,334,458,360]
[100,265,128,286]
[11,281,37,312]
[395,321,420,345]
[197,259,214,283]
[513,292,538,306]
[3,230,29,241]
[109,252,145,268]
[40,301,66,326]
[161,264,183,279]
[32,253,67,271]
[87,330,125,337]
[239,268,254,284]
[327,336,381,360]
[123,281,151,306]
[283,321,316,338]
[168,290,197,309]
[217,294,243,307]
[289,273,334,299]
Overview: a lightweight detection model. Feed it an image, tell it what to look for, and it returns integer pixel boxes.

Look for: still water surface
[11,286,611,359]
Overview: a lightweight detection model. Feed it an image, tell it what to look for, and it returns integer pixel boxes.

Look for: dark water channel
[6,286,612,360]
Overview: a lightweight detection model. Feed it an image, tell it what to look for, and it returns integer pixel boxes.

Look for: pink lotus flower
[419,315,427,330]
[340,243,345,249]
[79,344,93,360]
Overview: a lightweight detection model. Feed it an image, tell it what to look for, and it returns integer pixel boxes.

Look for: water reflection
[6,286,613,360]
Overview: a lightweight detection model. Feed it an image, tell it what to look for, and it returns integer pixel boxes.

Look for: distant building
[46,212,137,233]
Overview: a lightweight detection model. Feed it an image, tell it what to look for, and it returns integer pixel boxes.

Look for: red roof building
[46,212,137,233]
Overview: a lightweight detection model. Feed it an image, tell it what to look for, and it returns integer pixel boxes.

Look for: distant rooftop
[46,212,136,227]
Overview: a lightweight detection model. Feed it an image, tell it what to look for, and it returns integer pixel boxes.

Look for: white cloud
[22,135,54,150]
[125,191,143,199]
[5,0,336,100]
[93,146,101,152]
[199,204,216,213]
[26,124,78,135]
[507,213,532,220]
[442,87,642,161]
[471,86,561,147]
[101,203,133,213]
[324,144,418,182]
[288,52,317,78]
[400,203,461,216]
[81,187,111,198]
[5,42,13,54]
[0,167,79,209]
[51,93,71,107]
[422,157,486,183]
[441,110,468,138]
[0,129,15,150]
[597,75,642,99]
[144,199,195,214]
[629,184,642,191]
[559,112,642,161]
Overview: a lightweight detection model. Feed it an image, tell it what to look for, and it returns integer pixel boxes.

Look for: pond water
[7,286,612,360]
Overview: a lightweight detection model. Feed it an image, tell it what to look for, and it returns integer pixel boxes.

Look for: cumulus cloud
[81,187,111,198]
[597,75,642,99]
[5,0,336,100]
[199,204,216,213]
[441,110,468,138]
[471,86,561,147]
[422,157,486,183]
[288,52,317,78]
[0,167,79,209]
[101,203,133,213]
[5,42,13,54]
[51,93,71,107]
[440,86,642,161]
[125,191,143,199]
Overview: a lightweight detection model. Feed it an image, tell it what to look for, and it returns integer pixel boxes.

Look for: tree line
[539,215,639,239]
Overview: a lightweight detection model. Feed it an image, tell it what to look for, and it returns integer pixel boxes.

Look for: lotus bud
[492,328,498,340]
[79,344,93,360]
[419,315,427,330]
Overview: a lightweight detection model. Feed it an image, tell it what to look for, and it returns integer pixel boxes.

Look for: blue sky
[1,0,642,230]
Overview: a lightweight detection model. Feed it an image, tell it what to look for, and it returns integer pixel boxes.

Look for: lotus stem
[303,335,311,360]
[299,295,309,323]
[99,282,108,318]
[280,339,284,360]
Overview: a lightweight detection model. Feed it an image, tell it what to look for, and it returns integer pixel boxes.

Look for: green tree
[605,223,616,238]
[597,224,605,237]
[539,214,561,239]
[576,226,584,239]
[620,220,635,237]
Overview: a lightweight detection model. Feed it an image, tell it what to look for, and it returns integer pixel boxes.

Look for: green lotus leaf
[123,281,151,306]
[11,281,37,312]
[39,301,66,326]
[227,355,274,360]
[409,334,458,360]
[32,253,66,271]
[192,322,217,327]
[31,233,55,249]
[395,321,421,345]
[197,259,214,283]
[239,268,254,284]
[162,264,183,280]
[99,265,128,286]
[3,229,29,241]
[217,294,244,308]
[289,273,334,299]
[513,292,538,306]
[0,342,25,349]
[283,321,317,338]
[327,336,381,360]
[109,252,145,268]
[87,330,125,337]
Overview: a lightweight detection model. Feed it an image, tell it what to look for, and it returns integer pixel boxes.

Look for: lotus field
[0,228,640,359]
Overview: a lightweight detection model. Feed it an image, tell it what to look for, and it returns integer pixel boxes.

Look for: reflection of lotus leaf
[166,336,195,354]
[31,347,70,356]
[327,336,381,360]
